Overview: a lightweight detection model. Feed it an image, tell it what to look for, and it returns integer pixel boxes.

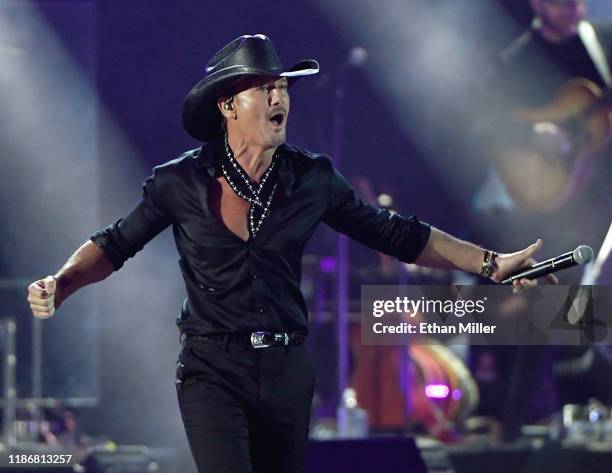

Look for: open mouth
[268,111,285,127]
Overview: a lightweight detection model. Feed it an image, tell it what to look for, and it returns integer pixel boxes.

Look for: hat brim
[182,59,319,142]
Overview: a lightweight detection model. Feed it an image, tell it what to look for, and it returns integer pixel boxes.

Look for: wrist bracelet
[480,249,498,278]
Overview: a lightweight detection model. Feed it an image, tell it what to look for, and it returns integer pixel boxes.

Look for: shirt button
[198,284,205,290]
[252,274,258,280]
[257,306,267,313]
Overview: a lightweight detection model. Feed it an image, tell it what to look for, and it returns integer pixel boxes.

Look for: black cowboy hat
[182,34,319,141]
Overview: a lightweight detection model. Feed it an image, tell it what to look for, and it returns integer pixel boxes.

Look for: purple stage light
[320,256,337,273]
[424,384,450,399]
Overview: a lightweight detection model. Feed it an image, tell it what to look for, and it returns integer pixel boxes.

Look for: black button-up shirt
[91,141,431,336]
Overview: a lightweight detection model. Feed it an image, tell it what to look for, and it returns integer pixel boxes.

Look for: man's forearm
[414,227,484,274]
[54,240,114,307]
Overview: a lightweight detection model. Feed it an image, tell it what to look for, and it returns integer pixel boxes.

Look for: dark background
[1,1,611,472]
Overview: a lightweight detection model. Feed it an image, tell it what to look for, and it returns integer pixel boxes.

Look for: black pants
[175,335,315,473]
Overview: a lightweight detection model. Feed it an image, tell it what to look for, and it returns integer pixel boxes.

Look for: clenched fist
[28,276,59,319]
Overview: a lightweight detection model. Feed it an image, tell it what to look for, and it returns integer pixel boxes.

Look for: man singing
[28,34,552,473]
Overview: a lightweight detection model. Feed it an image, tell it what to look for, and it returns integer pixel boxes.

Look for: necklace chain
[221,134,279,237]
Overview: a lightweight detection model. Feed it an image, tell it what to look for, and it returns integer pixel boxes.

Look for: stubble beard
[268,127,286,148]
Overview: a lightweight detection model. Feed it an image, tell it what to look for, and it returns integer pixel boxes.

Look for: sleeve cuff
[90,220,128,271]
[402,217,431,264]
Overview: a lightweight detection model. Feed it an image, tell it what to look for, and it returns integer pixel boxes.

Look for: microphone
[501,245,594,285]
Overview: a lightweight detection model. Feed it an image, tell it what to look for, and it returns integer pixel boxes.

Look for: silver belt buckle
[251,331,270,349]
[274,333,290,346]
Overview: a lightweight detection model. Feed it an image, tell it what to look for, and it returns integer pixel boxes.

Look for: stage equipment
[306,437,429,473]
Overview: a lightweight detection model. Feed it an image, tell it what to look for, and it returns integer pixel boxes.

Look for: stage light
[425,384,450,399]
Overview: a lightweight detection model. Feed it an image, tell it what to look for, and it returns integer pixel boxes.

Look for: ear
[217,97,235,119]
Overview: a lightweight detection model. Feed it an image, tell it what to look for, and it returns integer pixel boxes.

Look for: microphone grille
[573,245,594,265]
